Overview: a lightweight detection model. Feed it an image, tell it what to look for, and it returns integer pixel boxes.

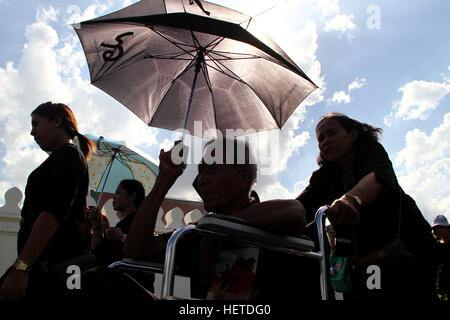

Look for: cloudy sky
[0,0,449,223]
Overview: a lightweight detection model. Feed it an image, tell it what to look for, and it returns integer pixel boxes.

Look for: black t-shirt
[18,143,89,264]
[93,211,137,265]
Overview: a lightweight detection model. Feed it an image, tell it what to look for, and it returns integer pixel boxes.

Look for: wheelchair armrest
[109,258,164,273]
[196,214,315,252]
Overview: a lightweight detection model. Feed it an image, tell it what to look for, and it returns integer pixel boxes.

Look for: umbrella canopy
[74,0,317,139]
[83,134,159,203]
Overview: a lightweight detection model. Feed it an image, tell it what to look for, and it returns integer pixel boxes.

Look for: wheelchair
[109,206,330,300]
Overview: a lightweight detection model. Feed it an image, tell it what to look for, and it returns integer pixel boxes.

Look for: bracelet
[14,258,32,272]
[345,193,363,208]
[121,233,127,243]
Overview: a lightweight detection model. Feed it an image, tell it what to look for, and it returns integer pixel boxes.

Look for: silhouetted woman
[297,113,437,300]
[0,102,95,300]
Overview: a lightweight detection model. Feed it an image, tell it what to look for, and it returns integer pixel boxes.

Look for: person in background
[78,179,155,298]
[432,215,450,244]
[89,179,145,265]
[431,214,450,300]
[87,209,110,247]
[296,112,437,300]
[0,102,95,301]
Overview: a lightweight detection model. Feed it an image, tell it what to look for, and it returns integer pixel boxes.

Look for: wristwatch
[14,258,32,272]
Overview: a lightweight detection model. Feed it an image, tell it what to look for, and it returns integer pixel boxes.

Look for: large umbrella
[74,0,317,139]
[83,134,159,206]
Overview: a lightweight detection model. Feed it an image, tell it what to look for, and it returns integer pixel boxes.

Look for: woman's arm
[17,211,60,264]
[232,199,307,235]
[87,207,104,249]
[0,211,59,300]
[327,172,384,227]
[122,175,175,260]
[123,142,186,260]
[90,225,103,249]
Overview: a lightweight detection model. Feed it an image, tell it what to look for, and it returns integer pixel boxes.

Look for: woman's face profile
[30,114,59,151]
[112,184,135,212]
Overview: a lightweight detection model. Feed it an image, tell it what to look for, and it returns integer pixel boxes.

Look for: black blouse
[92,211,137,265]
[18,143,89,264]
[297,141,404,255]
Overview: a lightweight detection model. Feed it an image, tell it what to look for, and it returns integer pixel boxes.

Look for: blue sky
[0,0,449,223]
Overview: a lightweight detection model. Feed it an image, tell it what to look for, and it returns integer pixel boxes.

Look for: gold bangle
[345,193,362,208]
[14,258,32,272]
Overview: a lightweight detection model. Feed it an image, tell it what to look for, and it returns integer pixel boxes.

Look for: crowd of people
[0,102,448,301]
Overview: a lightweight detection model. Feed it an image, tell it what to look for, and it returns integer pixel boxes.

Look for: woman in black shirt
[296,113,437,300]
[89,179,145,265]
[0,102,95,301]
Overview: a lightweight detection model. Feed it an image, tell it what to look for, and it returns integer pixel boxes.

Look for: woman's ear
[53,115,62,127]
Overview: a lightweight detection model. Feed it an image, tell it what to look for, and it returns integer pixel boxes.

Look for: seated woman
[89,179,145,265]
[296,112,437,300]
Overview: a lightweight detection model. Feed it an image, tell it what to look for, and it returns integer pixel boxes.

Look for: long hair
[316,112,383,166]
[31,102,96,160]
[118,179,145,209]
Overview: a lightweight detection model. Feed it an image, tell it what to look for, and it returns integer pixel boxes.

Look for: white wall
[0,187,22,276]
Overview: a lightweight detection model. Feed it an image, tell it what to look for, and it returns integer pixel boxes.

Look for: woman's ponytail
[76,132,96,161]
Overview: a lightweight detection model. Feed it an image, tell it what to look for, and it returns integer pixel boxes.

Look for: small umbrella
[74,0,317,139]
[83,134,159,206]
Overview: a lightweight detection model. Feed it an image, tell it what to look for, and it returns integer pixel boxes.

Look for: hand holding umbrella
[158,140,188,185]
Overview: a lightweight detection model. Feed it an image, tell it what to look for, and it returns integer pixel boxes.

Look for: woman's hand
[327,194,361,227]
[104,227,124,242]
[0,269,29,300]
[87,206,102,228]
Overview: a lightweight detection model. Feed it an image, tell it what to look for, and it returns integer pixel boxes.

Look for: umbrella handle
[182,58,202,146]
[183,61,201,135]
[95,149,119,209]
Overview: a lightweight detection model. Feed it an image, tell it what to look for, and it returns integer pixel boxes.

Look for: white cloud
[122,0,137,7]
[329,77,366,105]
[257,178,297,200]
[348,78,366,91]
[395,113,450,171]
[36,6,58,24]
[331,90,351,104]
[324,13,356,32]
[282,20,325,97]
[316,0,340,20]
[315,1,357,33]
[0,9,159,203]
[394,80,449,120]
[394,113,450,221]
[383,110,394,127]
[65,2,111,27]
